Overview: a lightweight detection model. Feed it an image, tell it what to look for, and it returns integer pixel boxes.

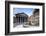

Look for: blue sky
[13,8,34,17]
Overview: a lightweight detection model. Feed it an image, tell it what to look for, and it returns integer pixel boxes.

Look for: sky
[13,8,34,17]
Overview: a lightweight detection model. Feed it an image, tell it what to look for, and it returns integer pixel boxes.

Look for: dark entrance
[19,16,24,23]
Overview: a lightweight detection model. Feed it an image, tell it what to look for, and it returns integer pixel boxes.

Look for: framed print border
[5,1,45,35]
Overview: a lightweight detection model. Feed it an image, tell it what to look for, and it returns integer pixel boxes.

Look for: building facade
[33,9,39,25]
[13,13,28,24]
[28,9,39,26]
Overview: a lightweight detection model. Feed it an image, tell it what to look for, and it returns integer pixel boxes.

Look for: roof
[15,12,28,17]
